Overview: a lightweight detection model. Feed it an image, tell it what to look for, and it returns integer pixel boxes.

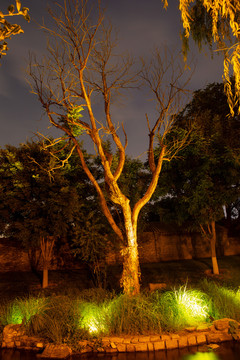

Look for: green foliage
[150,285,209,331]
[108,294,162,334]
[199,279,240,321]
[1,280,240,341]
[0,141,80,251]
[0,296,48,329]
[66,106,85,137]
[154,81,240,229]
[71,210,110,288]
[0,140,116,290]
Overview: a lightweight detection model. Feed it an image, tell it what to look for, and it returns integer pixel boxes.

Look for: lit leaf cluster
[66,106,85,137]
[0,0,30,58]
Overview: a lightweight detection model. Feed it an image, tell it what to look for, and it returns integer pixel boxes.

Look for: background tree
[0,0,30,59]
[0,141,81,288]
[71,209,111,289]
[28,0,191,295]
[64,143,113,289]
[155,81,240,274]
[162,0,240,115]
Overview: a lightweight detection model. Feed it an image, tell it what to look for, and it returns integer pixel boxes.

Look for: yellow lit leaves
[162,0,240,115]
[178,0,194,38]
[0,1,30,58]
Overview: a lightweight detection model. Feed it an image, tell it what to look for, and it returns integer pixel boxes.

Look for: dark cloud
[0,0,223,156]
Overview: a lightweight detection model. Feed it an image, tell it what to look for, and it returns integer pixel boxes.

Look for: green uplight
[175,285,209,324]
[7,297,47,325]
[9,304,23,324]
[78,303,108,335]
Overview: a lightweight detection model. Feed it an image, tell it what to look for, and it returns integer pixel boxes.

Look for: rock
[213,318,239,331]
[185,327,196,332]
[196,324,211,331]
[208,343,219,350]
[149,283,167,292]
[39,344,72,359]
[3,324,25,338]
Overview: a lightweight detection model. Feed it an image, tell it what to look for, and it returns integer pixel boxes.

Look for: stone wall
[0,238,81,273]
[0,238,31,272]
[2,319,240,358]
[106,225,240,265]
[0,225,240,271]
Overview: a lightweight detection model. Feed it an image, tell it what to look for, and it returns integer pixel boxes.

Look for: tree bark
[121,206,140,295]
[210,220,219,275]
[42,267,49,289]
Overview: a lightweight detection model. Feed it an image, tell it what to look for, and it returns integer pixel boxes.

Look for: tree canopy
[155,80,240,273]
[0,141,84,287]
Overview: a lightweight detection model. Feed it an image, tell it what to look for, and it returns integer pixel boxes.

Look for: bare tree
[28,0,191,295]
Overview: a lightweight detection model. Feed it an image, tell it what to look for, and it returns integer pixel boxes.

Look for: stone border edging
[1,318,240,358]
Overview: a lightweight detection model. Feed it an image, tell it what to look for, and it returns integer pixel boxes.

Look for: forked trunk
[210,220,219,275]
[121,208,140,295]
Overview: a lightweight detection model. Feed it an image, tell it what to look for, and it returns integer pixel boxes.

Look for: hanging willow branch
[162,0,240,116]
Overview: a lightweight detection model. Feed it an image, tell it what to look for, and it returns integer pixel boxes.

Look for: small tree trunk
[42,266,48,289]
[121,207,140,295]
[210,221,219,275]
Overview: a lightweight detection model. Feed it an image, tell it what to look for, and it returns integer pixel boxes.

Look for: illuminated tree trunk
[201,221,219,275]
[42,267,48,289]
[121,207,140,296]
[210,221,219,275]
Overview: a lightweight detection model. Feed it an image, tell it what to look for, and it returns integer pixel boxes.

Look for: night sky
[0,0,224,157]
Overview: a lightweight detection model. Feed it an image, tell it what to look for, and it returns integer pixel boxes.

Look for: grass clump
[0,296,48,329]
[107,293,162,335]
[150,285,209,331]
[28,295,89,346]
[2,279,240,345]
[199,279,240,321]
[77,301,110,335]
